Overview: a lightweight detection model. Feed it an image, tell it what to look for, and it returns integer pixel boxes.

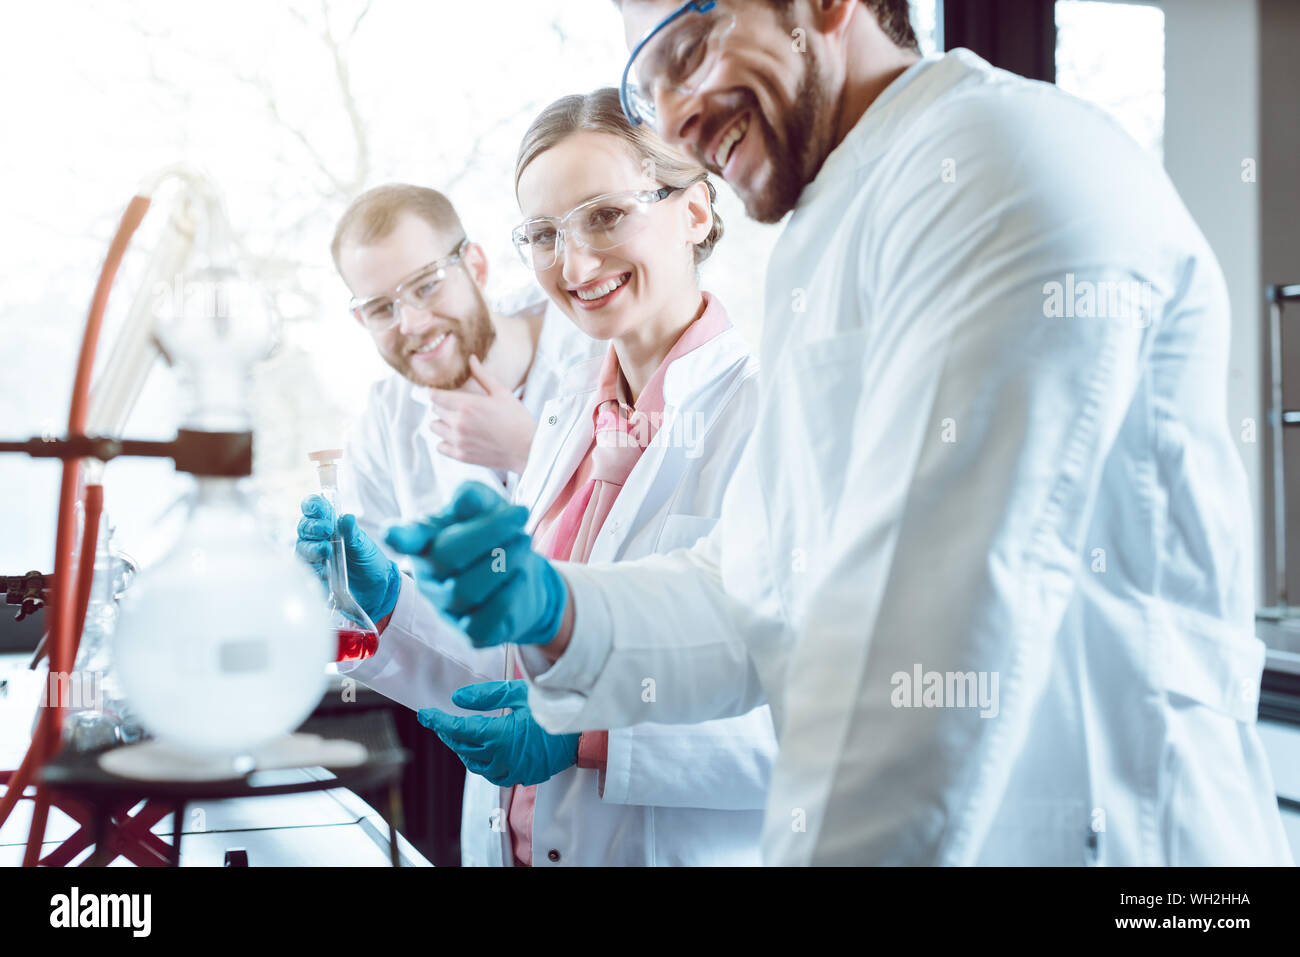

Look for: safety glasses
[619,0,737,130]
[349,238,470,331]
[511,187,681,271]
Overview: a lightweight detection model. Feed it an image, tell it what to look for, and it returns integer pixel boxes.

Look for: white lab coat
[342,318,777,866]
[519,50,1293,865]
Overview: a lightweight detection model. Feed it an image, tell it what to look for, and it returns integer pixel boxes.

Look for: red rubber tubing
[0,194,151,863]
[21,482,103,866]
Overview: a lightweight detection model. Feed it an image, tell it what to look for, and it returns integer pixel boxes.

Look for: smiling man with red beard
[327,183,601,557]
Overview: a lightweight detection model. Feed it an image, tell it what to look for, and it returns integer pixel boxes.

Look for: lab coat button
[548,415,557,425]
[547,849,560,862]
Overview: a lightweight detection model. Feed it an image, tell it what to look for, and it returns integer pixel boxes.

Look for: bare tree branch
[234,68,349,197]
[281,0,370,197]
[347,0,373,43]
[99,0,378,328]
[324,5,371,195]
[438,99,538,193]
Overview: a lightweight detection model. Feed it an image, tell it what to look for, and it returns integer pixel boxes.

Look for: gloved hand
[295,494,401,623]
[384,481,566,648]
[417,680,579,787]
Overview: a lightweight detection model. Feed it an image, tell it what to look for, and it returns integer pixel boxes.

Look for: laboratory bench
[0,767,429,867]
[0,654,452,866]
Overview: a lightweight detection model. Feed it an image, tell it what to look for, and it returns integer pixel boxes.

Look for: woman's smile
[569,271,632,310]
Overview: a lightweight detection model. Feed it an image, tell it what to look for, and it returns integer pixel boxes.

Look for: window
[0,2,783,570]
[1055,1,1166,157]
[911,0,942,56]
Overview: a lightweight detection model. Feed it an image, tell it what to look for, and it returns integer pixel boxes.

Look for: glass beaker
[308,450,379,662]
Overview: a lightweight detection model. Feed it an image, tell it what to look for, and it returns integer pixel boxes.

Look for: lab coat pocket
[654,514,718,553]
[1158,607,1265,722]
[779,328,870,523]
[789,328,870,373]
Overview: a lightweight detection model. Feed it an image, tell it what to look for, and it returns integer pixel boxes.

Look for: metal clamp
[1266,284,1300,608]
[3,571,51,622]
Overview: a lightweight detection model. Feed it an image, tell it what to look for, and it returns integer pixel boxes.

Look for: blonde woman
[380,88,777,866]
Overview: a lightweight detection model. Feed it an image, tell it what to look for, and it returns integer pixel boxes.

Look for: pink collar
[592,291,731,419]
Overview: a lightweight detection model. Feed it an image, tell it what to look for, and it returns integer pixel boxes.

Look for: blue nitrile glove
[417,680,579,787]
[384,481,567,648]
[295,494,401,623]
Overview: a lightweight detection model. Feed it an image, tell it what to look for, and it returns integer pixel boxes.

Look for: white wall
[1163,0,1265,601]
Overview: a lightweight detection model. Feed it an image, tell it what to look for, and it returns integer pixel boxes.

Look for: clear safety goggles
[348,238,469,330]
[620,0,737,130]
[511,187,681,271]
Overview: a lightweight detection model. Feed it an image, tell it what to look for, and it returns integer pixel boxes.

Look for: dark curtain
[942,0,1057,82]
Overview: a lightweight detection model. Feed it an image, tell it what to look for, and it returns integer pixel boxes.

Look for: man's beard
[399,285,496,390]
[743,49,834,224]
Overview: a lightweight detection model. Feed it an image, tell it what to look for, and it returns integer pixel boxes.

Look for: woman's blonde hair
[515,87,724,266]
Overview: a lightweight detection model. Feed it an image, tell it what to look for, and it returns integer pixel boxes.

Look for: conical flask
[309,450,379,662]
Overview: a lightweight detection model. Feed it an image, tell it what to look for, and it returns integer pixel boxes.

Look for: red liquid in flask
[336,628,379,662]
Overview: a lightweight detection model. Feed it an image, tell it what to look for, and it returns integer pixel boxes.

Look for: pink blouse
[506,292,731,866]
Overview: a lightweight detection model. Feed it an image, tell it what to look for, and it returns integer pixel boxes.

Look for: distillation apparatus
[0,165,332,865]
